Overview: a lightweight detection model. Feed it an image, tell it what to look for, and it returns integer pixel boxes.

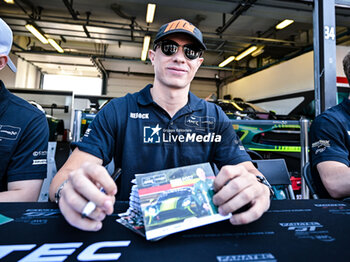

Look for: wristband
[256,175,274,199]
[54,180,68,204]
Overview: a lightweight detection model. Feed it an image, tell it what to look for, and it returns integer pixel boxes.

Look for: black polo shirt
[310,98,350,198]
[75,84,251,200]
[0,81,48,191]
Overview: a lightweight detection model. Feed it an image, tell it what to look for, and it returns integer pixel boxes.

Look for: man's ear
[196,57,204,70]
[149,49,155,65]
[0,55,8,71]
[198,57,204,66]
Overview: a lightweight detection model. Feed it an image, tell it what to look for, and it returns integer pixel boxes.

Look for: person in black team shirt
[50,19,272,231]
[310,52,350,200]
[0,18,49,201]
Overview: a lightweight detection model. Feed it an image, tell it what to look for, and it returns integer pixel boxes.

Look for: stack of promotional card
[116,163,231,241]
[116,182,146,237]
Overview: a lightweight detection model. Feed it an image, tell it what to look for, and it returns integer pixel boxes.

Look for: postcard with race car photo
[131,163,231,240]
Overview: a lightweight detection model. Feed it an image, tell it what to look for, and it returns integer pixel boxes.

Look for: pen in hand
[81,168,121,219]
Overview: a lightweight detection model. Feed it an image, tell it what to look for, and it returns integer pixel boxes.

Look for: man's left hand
[213,162,271,225]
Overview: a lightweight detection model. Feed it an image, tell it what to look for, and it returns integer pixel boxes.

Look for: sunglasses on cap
[154,40,203,60]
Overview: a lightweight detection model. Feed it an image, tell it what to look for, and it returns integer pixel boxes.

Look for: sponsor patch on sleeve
[312,140,330,155]
[0,125,21,140]
[32,159,47,165]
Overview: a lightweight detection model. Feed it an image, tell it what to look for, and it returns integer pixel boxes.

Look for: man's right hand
[54,160,117,231]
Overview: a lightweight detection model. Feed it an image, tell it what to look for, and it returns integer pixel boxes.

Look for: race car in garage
[209,98,301,154]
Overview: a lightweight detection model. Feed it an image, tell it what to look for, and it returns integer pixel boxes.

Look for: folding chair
[302,162,319,199]
[252,159,295,200]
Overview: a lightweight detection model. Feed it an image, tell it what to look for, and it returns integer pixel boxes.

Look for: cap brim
[155,30,207,50]
[7,57,16,73]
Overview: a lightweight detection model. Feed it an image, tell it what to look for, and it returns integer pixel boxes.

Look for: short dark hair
[343,52,350,84]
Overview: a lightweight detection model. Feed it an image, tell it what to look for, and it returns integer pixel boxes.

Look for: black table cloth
[0,199,349,261]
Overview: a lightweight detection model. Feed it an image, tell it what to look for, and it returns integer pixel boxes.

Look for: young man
[0,18,49,201]
[49,19,271,231]
[310,52,350,200]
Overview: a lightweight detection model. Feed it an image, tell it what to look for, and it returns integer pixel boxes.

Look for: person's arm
[213,161,270,225]
[310,109,350,198]
[317,161,350,199]
[2,111,48,202]
[0,180,43,202]
[49,148,117,231]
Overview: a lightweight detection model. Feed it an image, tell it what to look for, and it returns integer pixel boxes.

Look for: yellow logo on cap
[164,19,195,33]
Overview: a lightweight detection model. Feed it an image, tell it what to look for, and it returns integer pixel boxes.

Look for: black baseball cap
[154,19,206,50]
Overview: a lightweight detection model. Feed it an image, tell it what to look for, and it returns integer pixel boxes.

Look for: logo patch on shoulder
[0,125,21,140]
[312,140,330,155]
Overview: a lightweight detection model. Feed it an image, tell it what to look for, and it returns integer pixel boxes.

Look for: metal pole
[313,0,337,116]
[300,117,310,199]
[313,0,321,116]
[72,110,82,142]
[68,91,75,141]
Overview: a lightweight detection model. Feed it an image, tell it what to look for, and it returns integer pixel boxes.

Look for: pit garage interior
[0,0,350,200]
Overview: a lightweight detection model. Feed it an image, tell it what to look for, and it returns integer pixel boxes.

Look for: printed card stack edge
[117,163,231,241]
